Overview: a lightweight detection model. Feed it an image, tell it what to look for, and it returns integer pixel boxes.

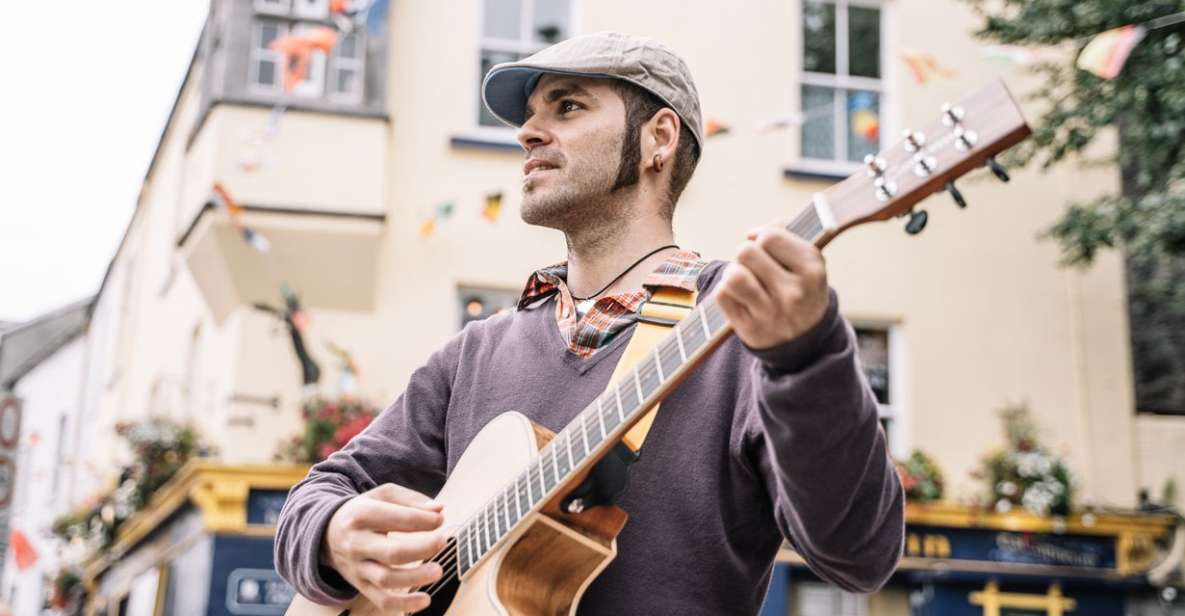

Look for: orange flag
[9,529,37,571]
[1077,25,1146,79]
[270,27,339,91]
[901,51,956,85]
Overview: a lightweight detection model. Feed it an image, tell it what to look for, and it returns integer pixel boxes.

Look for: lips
[523,158,559,176]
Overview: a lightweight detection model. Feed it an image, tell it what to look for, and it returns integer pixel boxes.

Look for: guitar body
[285,411,626,616]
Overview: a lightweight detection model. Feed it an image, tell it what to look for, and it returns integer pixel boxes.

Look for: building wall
[73,0,1183,527]
[2,337,86,615]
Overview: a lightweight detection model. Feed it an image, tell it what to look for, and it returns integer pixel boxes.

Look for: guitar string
[417,215,821,599]
[415,213,822,599]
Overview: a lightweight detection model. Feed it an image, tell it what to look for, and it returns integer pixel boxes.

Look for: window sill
[449,132,522,153]
[782,161,861,183]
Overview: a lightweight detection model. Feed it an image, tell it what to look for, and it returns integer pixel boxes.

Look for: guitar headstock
[814,79,1031,241]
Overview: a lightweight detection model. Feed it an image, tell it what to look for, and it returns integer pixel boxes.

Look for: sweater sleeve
[273,336,458,606]
[742,289,905,593]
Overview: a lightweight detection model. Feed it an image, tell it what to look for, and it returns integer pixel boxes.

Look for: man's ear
[646,108,681,167]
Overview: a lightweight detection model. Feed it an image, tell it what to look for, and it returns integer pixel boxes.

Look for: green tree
[963,0,1185,412]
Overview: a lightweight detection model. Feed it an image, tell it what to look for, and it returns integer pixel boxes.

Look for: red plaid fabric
[518,249,708,357]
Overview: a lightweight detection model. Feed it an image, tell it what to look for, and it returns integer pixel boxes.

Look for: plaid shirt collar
[518,249,707,357]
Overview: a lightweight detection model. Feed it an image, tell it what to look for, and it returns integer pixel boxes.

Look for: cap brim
[481,66,548,128]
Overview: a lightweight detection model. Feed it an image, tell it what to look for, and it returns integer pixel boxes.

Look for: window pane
[338,32,359,58]
[483,0,523,40]
[846,90,880,163]
[801,85,835,160]
[802,2,836,74]
[532,0,569,43]
[258,59,277,87]
[459,287,519,328]
[293,0,328,19]
[479,49,522,126]
[258,23,281,49]
[855,327,890,405]
[848,6,881,78]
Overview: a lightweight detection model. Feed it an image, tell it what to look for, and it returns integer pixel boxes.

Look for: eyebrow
[524,82,596,120]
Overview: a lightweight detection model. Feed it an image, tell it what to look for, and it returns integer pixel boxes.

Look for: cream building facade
[16,0,1183,614]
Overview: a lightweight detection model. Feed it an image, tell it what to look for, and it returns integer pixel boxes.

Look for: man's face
[516,75,628,231]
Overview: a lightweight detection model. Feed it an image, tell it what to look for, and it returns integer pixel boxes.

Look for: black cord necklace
[571,244,679,301]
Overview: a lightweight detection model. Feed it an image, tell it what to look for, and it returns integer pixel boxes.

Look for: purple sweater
[275,261,904,614]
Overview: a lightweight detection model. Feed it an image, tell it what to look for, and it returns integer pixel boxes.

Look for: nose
[516,114,551,152]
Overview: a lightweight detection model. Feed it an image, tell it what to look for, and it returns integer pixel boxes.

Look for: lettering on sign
[226,568,296,615]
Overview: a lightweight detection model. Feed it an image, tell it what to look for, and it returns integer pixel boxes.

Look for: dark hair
[608,81,701,220]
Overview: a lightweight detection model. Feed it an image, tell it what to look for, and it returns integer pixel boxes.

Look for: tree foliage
[965,0,1185,412]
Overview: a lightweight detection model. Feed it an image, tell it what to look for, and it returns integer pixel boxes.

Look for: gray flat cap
[481,31,704,150]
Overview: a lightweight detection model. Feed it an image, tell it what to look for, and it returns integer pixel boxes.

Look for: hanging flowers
[895,450,945,503]
[274,396,379,464]
[974,405,1074,517]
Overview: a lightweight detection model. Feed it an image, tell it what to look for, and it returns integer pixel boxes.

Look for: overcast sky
[0,1,209,322]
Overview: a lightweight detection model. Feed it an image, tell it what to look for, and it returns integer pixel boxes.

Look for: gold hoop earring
[653,153,664,172]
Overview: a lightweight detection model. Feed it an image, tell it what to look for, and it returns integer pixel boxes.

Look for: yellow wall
[79,0,1184,516]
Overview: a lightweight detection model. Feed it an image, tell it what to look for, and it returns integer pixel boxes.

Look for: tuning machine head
[941,103,965,127]
[904,209,928,235]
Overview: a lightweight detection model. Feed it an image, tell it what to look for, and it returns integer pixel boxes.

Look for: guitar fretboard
[452,205,825,576]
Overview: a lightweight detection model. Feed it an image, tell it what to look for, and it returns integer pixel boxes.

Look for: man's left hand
[716,222,830,351]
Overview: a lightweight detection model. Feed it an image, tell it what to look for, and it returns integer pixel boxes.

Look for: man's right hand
[322,483,448,613]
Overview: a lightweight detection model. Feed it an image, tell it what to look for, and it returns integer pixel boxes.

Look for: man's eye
[560,100,581,114]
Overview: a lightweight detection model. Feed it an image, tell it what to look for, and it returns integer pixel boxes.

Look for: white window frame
[795,581,869,616]
[248,20,289,95]
[290,23,329,98]
[292,0,330,20]
[329,30,366,103]
[851,321,908,460]
[255,0,291,16]
[471,0,577,140]
[793,0,893,177]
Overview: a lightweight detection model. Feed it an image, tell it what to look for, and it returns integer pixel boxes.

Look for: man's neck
[563,214,677,300]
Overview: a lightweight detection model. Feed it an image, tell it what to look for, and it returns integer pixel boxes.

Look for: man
[276,31,903,614]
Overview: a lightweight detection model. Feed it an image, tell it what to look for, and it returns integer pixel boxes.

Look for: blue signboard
[246,489,290,525]
[910,524,1116,570]
[209,535,294,616]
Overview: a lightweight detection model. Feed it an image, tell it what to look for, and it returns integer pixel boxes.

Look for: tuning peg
[946,181,967,208]
[905,209,928,235]
[986,157,1010,182]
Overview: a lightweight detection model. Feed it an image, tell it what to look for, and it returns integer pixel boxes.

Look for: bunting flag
[242,227,272,254]
[755,112,806,134]
[1076,24,1147,79]
[483,192,504,223]
[419,218,436,238]
[901,50,957,84]
[270,27,339,91]
[980,44,1039,65]
[9,529,37,571]
[211,183,244,219]
[435,201,455,219]
[704,118,731,137]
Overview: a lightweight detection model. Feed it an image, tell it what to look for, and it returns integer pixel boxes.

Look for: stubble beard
[520,131,628,236]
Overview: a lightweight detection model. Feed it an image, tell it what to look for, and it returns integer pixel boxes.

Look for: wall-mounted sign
[910,525,1116,570]
[225,568,295,616]
[246,489,289,525]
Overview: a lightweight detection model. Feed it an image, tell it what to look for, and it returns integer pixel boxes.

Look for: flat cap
[481,31,704,150]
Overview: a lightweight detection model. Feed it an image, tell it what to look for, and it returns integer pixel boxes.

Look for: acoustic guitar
[286,79,1031,616]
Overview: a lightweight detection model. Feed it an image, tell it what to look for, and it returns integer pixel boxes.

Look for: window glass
[532,0,569,43]
[846,90,880,163]
[802,2,836,74]
[292,0,329,19]
[801,84,835,160]
[484,0,523,40]
[459,287,519,328]
[479,50,524,126]
[848,6,881,78]
[855,327,890,406]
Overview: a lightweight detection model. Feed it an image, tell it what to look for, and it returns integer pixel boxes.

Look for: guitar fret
[550,450,561,488]
[468,522,478,564]
[525,466,534,505]
[654,348,665,381]
[457,529,469,573]
[501,491,511,532]
[514,477,524,519]
[699,306,712,338]
[596,397,607,439]
[565,431,575,473]
[579,413,590,458]
[675,326,688,361]
[534,461,547,502]
[614,384,625,422]
[481,509,491,553]
[633,369,645,405]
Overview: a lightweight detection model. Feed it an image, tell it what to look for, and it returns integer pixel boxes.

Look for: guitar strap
[614,285,698,453]
[560,285,697,514]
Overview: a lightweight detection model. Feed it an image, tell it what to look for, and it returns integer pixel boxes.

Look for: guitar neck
[452,203,832,576]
